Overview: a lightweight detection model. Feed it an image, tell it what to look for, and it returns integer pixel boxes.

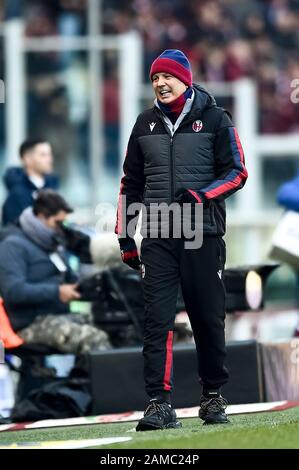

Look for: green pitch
[0,407,298,449]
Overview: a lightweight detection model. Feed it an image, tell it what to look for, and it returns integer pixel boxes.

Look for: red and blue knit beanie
[150,49,192,87]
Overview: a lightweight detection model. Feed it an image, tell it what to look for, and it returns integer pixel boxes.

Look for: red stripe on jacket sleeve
[205,174,244,199]
[233,127,245,164]
[204,127,247,200]
[188,189,202,203]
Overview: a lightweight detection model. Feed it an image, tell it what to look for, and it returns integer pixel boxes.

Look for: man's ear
[36,212,47,223]
[22,153,32,168]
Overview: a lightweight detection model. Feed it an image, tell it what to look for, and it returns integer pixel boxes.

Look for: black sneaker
[198,395,229,425]
[136,398,182,432]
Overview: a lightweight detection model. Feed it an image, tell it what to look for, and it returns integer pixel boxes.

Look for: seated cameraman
[0,190,110,354]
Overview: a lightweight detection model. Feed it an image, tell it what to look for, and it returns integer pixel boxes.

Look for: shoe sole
[202,418,230,425]
[136,421,182,432]
[199,411,230,425]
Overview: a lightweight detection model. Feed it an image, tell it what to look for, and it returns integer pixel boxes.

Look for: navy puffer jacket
[116,84,248,237]
[2,167,58,226]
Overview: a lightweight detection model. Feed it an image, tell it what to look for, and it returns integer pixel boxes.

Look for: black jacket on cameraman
[116,84,248,237]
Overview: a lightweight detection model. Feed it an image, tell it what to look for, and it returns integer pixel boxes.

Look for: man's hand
[175,189,208,207]
[59,284,81,303]
[118,237,141,271]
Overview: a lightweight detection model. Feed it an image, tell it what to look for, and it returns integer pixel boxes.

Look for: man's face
[152,73,187,103]
[23,143,53,175]
[38,210,69,231]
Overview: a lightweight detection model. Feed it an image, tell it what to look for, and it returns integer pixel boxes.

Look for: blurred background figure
[2,138,58,226]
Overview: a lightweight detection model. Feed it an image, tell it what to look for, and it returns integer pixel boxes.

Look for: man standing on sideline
[2,138,58,226]
[115,49,248,431]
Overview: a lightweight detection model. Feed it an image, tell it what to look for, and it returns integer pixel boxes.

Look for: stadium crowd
[1,0,297,134]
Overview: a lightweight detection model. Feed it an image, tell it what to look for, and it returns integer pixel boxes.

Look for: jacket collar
[153,83,216,129]
[154,90,195,135]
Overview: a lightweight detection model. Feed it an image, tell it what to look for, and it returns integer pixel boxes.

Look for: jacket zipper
[154,108,179,204]
[170,135,174,203]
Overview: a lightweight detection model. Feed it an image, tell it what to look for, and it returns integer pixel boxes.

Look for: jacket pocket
[217,237,226,267]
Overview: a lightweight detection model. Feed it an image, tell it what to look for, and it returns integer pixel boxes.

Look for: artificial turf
[0,406,298,449]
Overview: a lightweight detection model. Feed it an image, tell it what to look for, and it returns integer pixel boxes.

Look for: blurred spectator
[224,39,256,80]
[107,0,299,134]
[0,189,110,354]
[27,85,78,177]
[2,0,299,182]
[1,139,59,226]
[12,0,299,138]
[103,58,120,172]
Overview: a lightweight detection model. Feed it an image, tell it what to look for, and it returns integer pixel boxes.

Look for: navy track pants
[140,236,229,400]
